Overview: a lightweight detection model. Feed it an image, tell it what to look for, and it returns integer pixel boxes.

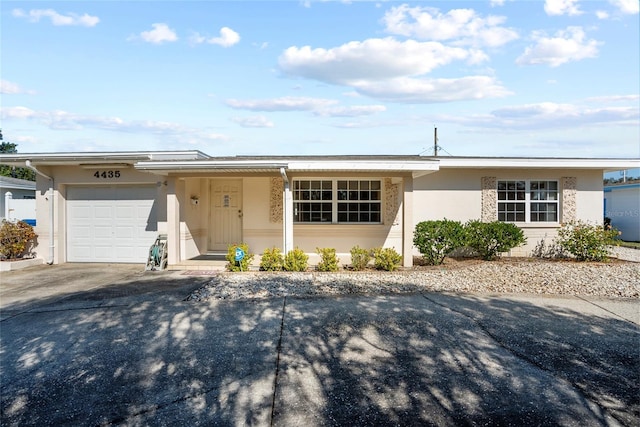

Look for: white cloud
[441,101,639,130]
[596,10,610,19]
[609,0,639,14]
[352,76,512,103]
[544,0,583,16]
[585,94,640,103]
[314,105,387,117]
[278,37,509,104]
[211,27,240,47]
[191,27,240,47]
[0,106,190,134]
[1,106,37,119]
[0,80,35,95]
[231,115,274,128]
[516,27,601,67]
[279,38,484,85]
[226,96,338,112]
[382,5,519,47]
[138,23,178,44]
[12,8,99,27]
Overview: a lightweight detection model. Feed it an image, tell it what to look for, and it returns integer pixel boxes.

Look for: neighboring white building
[0,176,36,223]
[605,183,640,242]
[1,151,638,267]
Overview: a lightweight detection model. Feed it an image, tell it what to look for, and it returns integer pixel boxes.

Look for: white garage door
[67,185,158,263]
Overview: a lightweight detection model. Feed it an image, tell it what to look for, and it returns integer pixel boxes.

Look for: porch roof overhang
[134,158,440,178]
[0,150,209,167]
[432,156,640,172]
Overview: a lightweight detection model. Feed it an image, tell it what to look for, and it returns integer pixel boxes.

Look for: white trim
[437,157,640,170]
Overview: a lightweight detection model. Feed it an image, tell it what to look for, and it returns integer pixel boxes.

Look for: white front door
[209,180,242,251]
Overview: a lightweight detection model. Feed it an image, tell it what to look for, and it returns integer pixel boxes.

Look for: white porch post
[166,177,180,266]
[402,176,414,267]
[4,191,12,220]
[280,168,294,254]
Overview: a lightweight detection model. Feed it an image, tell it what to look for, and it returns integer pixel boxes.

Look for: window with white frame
[497,180,558,222]
[294,179,382,223]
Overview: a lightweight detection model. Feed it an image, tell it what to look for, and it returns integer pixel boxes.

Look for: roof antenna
[434,126,438,157]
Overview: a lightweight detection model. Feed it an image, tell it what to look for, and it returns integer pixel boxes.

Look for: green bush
[464,220,526,260]
[0,220,37,260]
[372,247,402,271]
[350,245,372,271]
[556,221,619,261]
[260,247,284,271]
[225,243,254,271]
[413,219,465,265]
[284,247,309,272]
[316,247,340,272]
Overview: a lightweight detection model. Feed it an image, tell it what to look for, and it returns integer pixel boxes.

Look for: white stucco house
[604,182,640,242]
[1,151,638,268]
[0,176,36,223]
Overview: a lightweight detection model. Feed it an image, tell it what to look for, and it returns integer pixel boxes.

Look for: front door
[209,179,242,251]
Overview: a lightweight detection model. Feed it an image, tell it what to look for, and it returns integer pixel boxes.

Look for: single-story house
[0,176,36,222]
[0,151,638,268]
[604,182,640,242]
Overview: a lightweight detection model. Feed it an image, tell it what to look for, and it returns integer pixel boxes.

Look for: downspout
[279,167,293,254]
[25,160,54,265]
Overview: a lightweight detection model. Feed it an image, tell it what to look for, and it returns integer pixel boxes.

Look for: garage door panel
[67,186,157,263]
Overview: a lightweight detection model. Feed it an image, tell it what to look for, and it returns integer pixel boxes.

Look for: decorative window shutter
[481,176,497,222]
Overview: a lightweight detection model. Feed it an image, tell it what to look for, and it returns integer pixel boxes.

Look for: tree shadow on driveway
[1,277,638,426]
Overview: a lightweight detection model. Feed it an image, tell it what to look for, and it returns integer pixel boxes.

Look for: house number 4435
[94,170,121,179]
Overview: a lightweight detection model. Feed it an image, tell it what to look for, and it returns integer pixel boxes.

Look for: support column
[166,177,180,266]
[402,177,414,268]
[280,168,294,254]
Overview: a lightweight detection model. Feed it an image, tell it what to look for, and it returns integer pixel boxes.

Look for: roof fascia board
[286,160,439,173]
[0,151,208,166]
[435,157,640,170]
[135,160,290,171]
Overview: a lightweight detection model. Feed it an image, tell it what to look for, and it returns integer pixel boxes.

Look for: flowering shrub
[260,247,284,271]
[372,247,402,271]
[464,220,526,260]
[556,221,619,262]
[0,220,37,260]
[413,219,465,265]
[284,247,309,272]
[350,245,372,271]
[225,243,254,271]
[316,247,340,272]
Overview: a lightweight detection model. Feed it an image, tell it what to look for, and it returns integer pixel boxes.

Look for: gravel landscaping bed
[186,258,640,301]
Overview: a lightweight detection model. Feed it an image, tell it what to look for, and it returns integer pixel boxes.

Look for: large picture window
[294,179,382,223]
[497,180,558,223]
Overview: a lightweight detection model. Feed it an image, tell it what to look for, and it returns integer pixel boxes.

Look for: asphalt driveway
[1,264,638,426]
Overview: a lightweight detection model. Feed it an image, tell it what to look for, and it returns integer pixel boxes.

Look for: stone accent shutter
[481,176,497,222]
[270,177,283,223]
[384,178,400,226]
[561,177,577,223]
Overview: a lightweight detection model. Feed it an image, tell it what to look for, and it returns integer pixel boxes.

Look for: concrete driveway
[1,264,638,426]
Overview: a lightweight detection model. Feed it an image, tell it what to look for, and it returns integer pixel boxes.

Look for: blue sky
[2,0,639,159]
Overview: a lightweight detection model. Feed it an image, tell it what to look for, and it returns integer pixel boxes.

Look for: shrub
[225,243,254,272]
[316,247,339,272]
[0,220,37,260]
[350,245,372,271]
[413,219,465,265]
[556,221,619,262]
[260,247,284,271]
[531,238,567,259]
[372,247,402,271]
[284,247,309,272]
[464,220,526,260]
